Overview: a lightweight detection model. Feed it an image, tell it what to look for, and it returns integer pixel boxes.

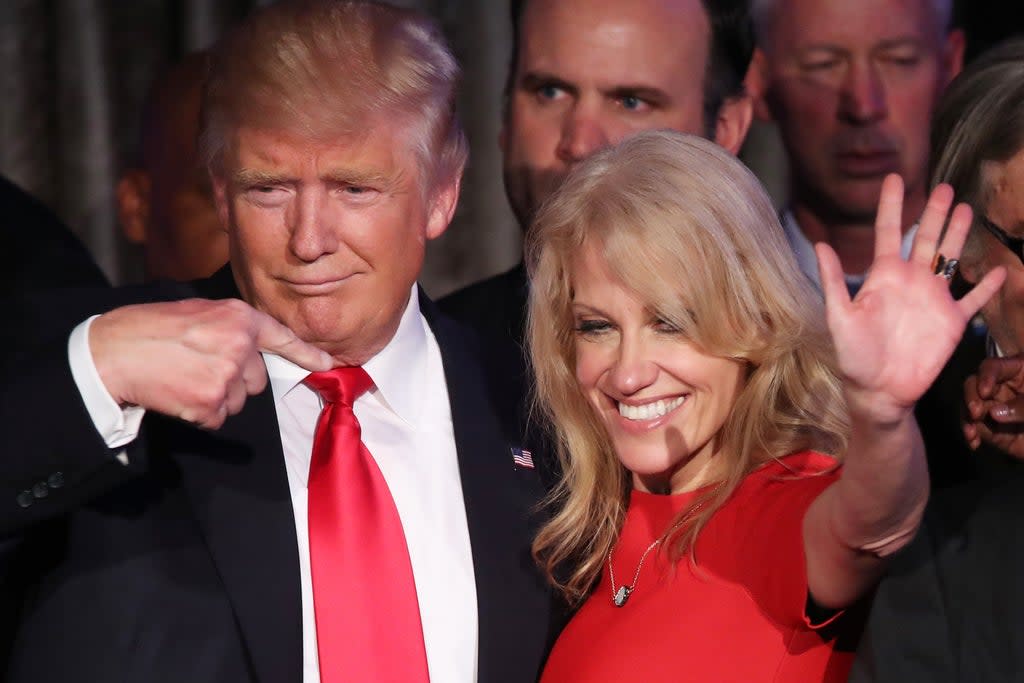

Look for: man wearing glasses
[850,39,1024,682]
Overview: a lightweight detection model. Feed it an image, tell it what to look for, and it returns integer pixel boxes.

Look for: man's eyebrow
[875,37,926,51]
[323,168,391,185]
[797,36,924,55]
[323,168,400,191]
[230,168,399,190]
[232,169,294,186]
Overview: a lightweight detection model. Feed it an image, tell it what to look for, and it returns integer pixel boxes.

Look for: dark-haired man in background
[441,0,755,419]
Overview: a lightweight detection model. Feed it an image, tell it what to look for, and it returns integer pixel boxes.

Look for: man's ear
[425,173,462,241]
[713,93,753,156]
[116,170,151,244]
[210,171,232,232]
[943,28,966,84]
[744,48,775,123]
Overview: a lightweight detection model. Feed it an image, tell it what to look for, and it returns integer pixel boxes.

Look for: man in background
[440,0,755,415]
[745,0,963,293]
[116,51,227,282]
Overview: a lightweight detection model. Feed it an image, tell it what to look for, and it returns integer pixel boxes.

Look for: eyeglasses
[978,215,1024,266]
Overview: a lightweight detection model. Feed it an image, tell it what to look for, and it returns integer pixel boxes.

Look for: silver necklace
[607,538,661,607]
[607,495,712,607]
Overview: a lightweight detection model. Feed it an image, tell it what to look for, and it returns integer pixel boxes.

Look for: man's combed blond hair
[200,0,467,190]
[526,130,850,604]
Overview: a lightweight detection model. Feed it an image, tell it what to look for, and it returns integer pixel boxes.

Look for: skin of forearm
[804,407,929,608]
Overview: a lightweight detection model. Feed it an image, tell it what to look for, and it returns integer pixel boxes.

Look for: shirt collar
[780,208,918,290]
[263,284,429,426]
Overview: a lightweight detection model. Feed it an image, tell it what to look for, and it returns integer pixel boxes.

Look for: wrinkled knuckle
[192,381,228,414]
[221,330,256,361]
[223,298,253,321]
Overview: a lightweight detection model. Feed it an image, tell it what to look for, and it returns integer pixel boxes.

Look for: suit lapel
[170,386,304,683]
[422,293,553,682]
[169,268,304,681]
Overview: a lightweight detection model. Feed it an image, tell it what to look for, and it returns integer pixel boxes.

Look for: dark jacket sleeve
[0,337,147,536]
[850,470,1024,683]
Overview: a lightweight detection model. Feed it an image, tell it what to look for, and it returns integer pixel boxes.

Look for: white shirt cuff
[68,315,145,462]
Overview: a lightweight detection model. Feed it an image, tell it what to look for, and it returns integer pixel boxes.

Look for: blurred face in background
[965,150,1024,355]
[501,0,745,228]
[751,0,963,223]
[118,53,228,281]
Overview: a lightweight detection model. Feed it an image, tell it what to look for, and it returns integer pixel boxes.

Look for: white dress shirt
[780,208,917,293]
[68,286,479,682]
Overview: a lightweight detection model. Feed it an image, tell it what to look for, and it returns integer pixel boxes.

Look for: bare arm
[803,175,1006,609]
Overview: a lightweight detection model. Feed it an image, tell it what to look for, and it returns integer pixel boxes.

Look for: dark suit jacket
[440,262,529,400]
[0,175,108,296]
[1,267,559,682]
[438,263,555,482]
[850,463,1024,682]
[915,324,1017,489]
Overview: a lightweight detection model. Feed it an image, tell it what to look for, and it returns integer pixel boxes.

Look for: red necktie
[304,368,430,682]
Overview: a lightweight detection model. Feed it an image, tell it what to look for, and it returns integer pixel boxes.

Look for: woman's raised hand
[815,174,1005,424]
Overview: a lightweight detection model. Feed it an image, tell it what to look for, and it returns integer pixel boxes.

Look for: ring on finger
[932,253,960,281]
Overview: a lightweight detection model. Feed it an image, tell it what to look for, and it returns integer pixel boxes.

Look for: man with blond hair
[745,0,964,294]
[0,2,556,681]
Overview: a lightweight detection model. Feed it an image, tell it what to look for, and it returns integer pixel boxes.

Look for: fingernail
[991,404,1011,420]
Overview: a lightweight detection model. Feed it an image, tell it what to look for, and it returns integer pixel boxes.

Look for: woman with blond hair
[528,130,1004,681]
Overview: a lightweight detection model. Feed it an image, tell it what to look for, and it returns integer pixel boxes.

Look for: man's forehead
[517,0,710,87]
[765,0,943,50]
[226,125,411,178]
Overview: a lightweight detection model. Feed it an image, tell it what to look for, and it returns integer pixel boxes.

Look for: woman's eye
[575,319,611,335]
[653,317,682,333]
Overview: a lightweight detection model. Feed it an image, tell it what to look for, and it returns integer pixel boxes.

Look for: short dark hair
[506,0,754,135]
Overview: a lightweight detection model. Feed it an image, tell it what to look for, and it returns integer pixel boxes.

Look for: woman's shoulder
[737,450,841,500]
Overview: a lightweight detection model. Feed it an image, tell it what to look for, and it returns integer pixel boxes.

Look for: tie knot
[304,367,373,406]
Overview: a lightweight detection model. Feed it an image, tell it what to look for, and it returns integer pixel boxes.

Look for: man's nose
[839,61,888,124]
[556,102,612,164]
[288,191,338,262]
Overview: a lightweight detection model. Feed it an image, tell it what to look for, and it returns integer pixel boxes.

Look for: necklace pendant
[613,585,632,607]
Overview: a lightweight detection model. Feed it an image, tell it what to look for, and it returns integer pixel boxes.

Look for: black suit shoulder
[0,175,108,295]
[439,262,529,343]
[851,464,1024,682]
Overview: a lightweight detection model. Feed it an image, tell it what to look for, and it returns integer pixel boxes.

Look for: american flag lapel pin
[511,446,534,470]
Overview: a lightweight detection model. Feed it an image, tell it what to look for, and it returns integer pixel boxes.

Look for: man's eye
[244,186,288,205]
[536,84,565,101]
[882,52,921,67]
[802,60,840,72]
[619,95,647,112]
[340,184,380,200]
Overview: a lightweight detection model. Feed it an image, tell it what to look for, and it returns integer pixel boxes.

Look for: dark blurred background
[0,0,1020,296]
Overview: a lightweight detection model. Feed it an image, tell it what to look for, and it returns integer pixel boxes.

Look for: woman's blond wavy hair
[526,130,850,604]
